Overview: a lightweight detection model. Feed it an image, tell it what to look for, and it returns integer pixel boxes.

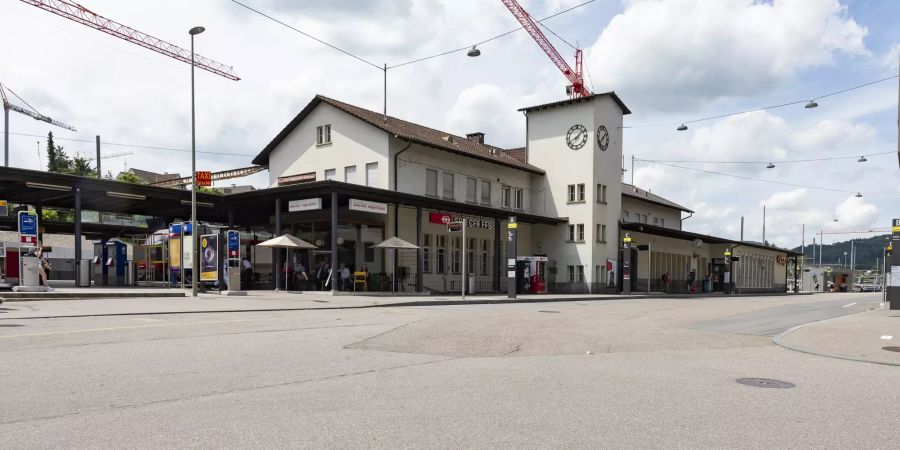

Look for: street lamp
[190,25,204,297]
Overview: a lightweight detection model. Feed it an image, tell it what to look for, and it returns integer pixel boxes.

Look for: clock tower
[520,92,630,293]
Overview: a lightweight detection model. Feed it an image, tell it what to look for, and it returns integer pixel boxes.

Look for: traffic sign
[195,171,212,187]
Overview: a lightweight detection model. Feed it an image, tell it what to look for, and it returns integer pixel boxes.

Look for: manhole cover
[736,378,795,389]
[882,346,900,353]
[538,310,560,313]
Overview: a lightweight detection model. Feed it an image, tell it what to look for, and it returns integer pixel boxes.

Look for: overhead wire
[625,73,900,128]
[7,132,254,157]
[635,150,896,165]
[639,160,861,194]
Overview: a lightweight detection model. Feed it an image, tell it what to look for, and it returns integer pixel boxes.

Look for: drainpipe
[680,211,693,230]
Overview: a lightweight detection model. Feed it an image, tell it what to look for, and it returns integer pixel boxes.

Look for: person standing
[661,272,670,294]
[34,241,53,292]
[687,270,696,294]
[241,257,252,290]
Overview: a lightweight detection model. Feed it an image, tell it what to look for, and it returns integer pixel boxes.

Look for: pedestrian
[661,272,670,293]
[339,263,351,291]
[687,270,696,294]
[34,241,53,291]
[241,257,252,290]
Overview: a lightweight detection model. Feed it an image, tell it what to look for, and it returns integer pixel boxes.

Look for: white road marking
[841,303,856,308]
[881,335,893,340]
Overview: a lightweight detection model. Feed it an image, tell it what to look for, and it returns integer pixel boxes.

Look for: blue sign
[227,230,240,258]
[18,211,38,237]
[169,222,192,236]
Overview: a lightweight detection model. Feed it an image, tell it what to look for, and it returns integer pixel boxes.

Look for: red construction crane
[19,0,239,81]
[500,0,590,97]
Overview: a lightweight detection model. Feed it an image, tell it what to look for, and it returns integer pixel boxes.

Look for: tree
[197,186,223,195]
[71,155,97,177]
[45,132,72,174]
[116,171,145,184]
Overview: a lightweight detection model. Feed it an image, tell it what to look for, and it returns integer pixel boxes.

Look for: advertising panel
[200,234,218,282]
[182,235,194,268]
[349,199,388,214]
[169,238,181,269]
[288,198,322,212]
[18,211,38,244]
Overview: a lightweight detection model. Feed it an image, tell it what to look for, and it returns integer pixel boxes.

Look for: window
[316,124,332,145]
[443,173,455,199]
[642,214,648,224]
[568,184,576,203]
[653,217,659,225]
[577,224,584,242]
[577,183,585,202]
[324,168,336,181]
[344,165,356,183]
[436,235,446,274]
[623,210,630,221]
[466,177,477,203]
[596,224,607,243]
[467,238,476,275]
[481,180,491,205]
[451,236,461,274]
[660,218,665,228]
[597,184,607,204]
[568,224,576,242]
[366,162,378,187]
[501,186,511,208]
[577,265,585,282]
[567,265,576,282]
[423,234,432,273]
[425,169,438,197]
[513,188,523,210]
[480,239,489,275]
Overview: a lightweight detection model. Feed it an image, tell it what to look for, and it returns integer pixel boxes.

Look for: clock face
[566,124,588,150]
[597,125,609,151]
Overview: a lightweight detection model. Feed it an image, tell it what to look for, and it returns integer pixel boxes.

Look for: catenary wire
[387,0,596,69]
[625,74,900,128]
[229,0,383,70]
[639,160,860,194]
[635,150,896,165]
[8,132,253,157]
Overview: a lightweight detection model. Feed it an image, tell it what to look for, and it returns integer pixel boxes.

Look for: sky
[0,0,898,250]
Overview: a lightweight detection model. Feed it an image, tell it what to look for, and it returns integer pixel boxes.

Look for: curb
[1,291,809,320]
[772,309,900,367]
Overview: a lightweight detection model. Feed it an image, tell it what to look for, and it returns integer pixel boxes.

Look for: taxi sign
[195,171,212,187]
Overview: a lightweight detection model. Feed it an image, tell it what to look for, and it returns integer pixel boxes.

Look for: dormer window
[317,124,332,145]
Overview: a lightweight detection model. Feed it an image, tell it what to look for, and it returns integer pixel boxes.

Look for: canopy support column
[74,186,83,286]
[330,191,338,294]
[274,198,281,291]
[416,206,422,292]
[493,218,501,292]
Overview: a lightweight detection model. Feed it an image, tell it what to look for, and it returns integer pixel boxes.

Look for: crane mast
[500,0,590,97]
[19,0,240,81]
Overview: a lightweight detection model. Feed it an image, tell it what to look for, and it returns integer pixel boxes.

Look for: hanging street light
[766,162,775,169]
[858,155,867,162]
[855,192,863,198]
[467,45,481,57]
[805,100,818,109]
[677,123,688,131]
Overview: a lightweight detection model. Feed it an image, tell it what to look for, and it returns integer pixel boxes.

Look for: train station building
[0,92,800,294]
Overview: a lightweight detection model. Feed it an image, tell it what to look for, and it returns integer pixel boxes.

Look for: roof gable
[253,95,545,174]
[622,183,693,213]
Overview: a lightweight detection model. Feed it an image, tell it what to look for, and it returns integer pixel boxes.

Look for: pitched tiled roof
[518,92,632,115]
[622,183,693,213]
[127,168,181,184]
[503,147,527,164]
[253,95,545,174]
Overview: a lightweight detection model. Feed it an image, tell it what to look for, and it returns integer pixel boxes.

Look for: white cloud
[760,189,808,210]
[833,195,879,228]
[882,43,900,71]
[447,84,526,148]
[586,0,869,110]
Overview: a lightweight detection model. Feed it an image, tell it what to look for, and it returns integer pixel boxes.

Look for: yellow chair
[353,271,368,292]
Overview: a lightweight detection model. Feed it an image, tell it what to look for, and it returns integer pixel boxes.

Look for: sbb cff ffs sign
[195,171,212,187]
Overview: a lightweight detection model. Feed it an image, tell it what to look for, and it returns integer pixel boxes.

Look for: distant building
[121,168,181,185]
[221,184,256,195]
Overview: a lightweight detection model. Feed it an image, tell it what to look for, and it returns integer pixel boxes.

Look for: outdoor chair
[353,271,367,292]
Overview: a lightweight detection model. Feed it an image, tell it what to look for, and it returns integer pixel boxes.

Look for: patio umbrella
[256,234,317,291]
[370,237,420,292]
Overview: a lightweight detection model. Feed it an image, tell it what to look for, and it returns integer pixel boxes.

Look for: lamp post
[189,25,204,297]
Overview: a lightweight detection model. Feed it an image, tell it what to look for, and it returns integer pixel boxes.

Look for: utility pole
[95,135,101,178]
[762,205,766,244]
[740,216,744,241]
[819,230,823,267]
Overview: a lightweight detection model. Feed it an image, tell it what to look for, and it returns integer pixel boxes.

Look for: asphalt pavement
[1,292,896,449]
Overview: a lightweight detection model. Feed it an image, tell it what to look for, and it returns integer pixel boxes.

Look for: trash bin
[468,274,476,294]
[76,259,91,287]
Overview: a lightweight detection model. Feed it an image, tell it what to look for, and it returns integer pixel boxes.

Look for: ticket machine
[92,240,127,286]
[92,240,109,286]
[516,256,548,294]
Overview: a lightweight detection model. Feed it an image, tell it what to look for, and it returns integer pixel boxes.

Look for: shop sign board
[200,234,219,282]
[227,230,240,259]
[429,212,493,229]
[18,211,38,244]
[349,199,388,215]
[288,198,322,212]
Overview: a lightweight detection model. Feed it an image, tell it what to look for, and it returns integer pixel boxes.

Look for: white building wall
[621,196,683,230]
[268,103,390,189]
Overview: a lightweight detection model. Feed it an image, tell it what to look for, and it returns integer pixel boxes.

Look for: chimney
[466,132,485,144]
